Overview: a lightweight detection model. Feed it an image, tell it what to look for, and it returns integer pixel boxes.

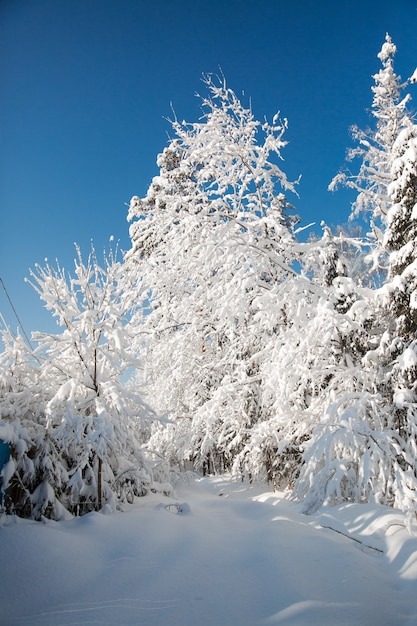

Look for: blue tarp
[0,440,11,507]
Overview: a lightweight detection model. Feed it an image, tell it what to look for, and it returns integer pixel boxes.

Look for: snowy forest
[2,35,417,521]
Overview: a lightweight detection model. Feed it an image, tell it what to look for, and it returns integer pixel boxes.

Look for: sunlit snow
[1,476,416,625]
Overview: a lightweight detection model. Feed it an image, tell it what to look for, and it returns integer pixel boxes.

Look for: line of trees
[1,36,417,519]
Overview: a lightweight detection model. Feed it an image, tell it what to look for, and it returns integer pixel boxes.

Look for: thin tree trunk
[97,456,103,511]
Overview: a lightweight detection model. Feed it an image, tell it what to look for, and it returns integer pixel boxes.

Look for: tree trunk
[97,456,103,511]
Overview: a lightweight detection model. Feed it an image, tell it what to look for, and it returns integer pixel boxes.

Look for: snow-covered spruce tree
[296,125,417,514]
[329,34,412,271]
[26,244,153,516]
[384,122,417,338]
[127,75,301,477]
[376,119,417,510]
[0,328,59,518]
[287,239,399,512]
[0,326,75,519]
[295,39,417,514]
[241,224,378,491]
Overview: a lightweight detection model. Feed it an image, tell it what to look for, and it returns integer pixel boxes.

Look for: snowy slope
[0,476,416,625]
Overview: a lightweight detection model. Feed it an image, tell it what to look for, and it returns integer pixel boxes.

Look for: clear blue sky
[1,0,417,338]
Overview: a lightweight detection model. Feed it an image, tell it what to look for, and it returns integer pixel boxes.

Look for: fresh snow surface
[1,476,417,625]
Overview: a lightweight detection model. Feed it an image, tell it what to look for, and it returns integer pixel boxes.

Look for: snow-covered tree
[249,225,378,492]
[329,34,413,270]
[0,326,72,519]
[127,75,301,476]
[24,244,154,516]
[375,119,417,510]
[296,64,417,514]
[6,51,417,521]
[384,121,417,338]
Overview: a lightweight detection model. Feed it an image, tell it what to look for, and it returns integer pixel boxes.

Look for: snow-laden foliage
[27,244,155,515]
[304,36,417,514]
[127,75,303,477]
[0,245,158,519]
[329,34,414,271]
[371,118,417,509]
[2,37,417,520]
[0,328,78,519]
[126,64,417,514]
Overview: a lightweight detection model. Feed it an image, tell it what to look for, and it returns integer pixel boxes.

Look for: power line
[0,276,34,350]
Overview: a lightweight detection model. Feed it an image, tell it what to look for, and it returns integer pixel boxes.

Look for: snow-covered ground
[1,476,416,625]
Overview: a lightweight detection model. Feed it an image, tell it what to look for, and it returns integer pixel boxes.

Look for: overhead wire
[0,276,34,351]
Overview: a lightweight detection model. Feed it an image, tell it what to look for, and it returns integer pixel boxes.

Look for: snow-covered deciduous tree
[127,75,301,477]
[24,244,154,515]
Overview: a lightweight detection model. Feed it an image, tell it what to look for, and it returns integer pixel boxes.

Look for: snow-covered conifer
[384,121,417,338]
[330,34,413,270]
[298,56,417,513]
[0,329,64,518]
